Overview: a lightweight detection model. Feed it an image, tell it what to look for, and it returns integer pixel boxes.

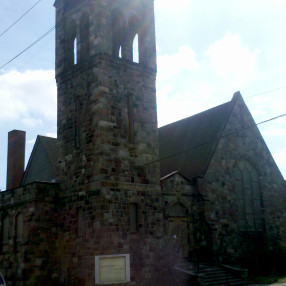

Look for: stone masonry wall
[198,94,286,268]
[53,181,163,286]
[0,182,58,285]
[57,56,159,192]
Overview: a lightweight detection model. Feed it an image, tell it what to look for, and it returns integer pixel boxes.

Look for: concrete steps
[199,264,247,286]
[175,262,248,286]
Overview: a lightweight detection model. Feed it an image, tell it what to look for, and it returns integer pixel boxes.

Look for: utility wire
[1,0,286,105]
[0,26,55,70]
[0,0,44,38]
[0,0,92,70]
[247,85,286,99]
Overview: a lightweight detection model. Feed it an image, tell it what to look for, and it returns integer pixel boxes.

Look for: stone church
[1,0,286,285]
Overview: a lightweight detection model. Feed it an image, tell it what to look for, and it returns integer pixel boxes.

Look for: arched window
[132,34,139,63]
[65,19,77,67]
[15,213,23,242]
[74,37,78,65]
[119,46,122,58]
[111,9,125,58]
[2,216,9,244]
[234,160,263,231]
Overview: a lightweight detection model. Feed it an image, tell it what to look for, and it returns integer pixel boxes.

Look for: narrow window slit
[133,34,139,63]
[74,37,78,65]
[119,46,122,58]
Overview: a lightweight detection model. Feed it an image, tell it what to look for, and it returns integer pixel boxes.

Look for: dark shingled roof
[21,136,58,185]
[39,136,59,172]
[158,94,238,180]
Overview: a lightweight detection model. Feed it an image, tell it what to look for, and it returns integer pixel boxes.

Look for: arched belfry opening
[111,8,125,58]
[64,18,78,67]
[132,34,139,63]
[111,9,142,63]
[73,37,78,65]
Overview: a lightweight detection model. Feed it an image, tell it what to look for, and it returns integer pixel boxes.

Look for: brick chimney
[6,130,26,190]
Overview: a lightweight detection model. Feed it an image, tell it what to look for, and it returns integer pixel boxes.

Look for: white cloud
[45,132,57,138]
[206,32,259,85]
[21,118,43,128]
[0,69,56,124]
[157,46,198,81]
[155,0,189,11]
[273,148,286,178]
[27,138,36,145]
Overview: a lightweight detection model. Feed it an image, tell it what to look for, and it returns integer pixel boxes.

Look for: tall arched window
[234,160,263,231]
[111,9,125,58]
[74,37,78,65]
[65,19,77,67]
[132,34,139,63]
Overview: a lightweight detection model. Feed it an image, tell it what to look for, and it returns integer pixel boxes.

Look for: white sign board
[95,254,130,284]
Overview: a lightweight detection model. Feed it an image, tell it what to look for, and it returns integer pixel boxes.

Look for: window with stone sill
[234,160,263,232]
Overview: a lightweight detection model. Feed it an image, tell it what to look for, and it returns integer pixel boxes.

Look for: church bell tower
[54,0,159,190]
[54,0,162,284]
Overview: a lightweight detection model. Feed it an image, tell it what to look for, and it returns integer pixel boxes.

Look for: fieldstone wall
[52,181,163,286]
[57,56,159,191]
[198,94,286,269]
[0,182,58,285]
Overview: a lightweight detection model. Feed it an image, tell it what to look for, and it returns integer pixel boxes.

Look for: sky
[0,0,285,190]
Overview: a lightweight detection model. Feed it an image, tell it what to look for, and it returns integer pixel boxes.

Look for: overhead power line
[247,85,286,99]
[0,0,92,70]
[0,0,44,38]
[256,113,286,126]
[0,26,55,70]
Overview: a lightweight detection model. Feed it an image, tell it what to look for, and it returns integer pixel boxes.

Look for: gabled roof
[21,136,58,185]
[158,93,239,180]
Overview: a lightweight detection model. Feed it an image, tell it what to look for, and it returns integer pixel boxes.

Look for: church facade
[0,0,286,285]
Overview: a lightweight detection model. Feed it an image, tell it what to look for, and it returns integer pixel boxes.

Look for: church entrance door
[167,218,189,257]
